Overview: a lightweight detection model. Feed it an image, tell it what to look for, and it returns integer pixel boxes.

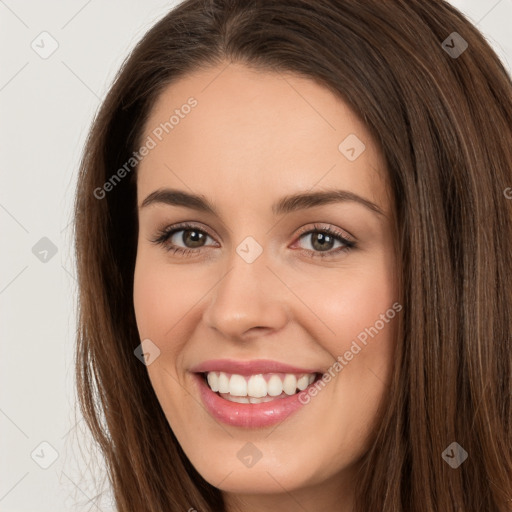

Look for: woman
[73,0,512,510]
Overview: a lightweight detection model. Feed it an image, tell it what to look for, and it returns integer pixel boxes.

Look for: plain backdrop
[1,1,511,510]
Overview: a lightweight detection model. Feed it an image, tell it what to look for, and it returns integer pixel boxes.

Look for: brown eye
[294,224,356,259]
[301,231,338,252]
[177,228,208,248]
[151,223,216,256]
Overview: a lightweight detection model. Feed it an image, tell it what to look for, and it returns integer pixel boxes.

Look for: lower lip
[192,373,314,428]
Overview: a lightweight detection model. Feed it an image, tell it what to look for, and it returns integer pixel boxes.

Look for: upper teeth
[206,371,316,397]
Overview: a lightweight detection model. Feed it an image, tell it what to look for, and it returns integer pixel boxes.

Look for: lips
[188,358,324,428]
[192,372,319,428]
[189,358,322,375]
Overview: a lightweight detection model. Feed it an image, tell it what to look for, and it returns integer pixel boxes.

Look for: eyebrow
[140,188,385,217]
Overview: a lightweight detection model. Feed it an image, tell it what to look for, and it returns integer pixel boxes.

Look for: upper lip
[189,358,322,376]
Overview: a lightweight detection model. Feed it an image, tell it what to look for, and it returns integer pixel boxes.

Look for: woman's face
[133,61,399,507]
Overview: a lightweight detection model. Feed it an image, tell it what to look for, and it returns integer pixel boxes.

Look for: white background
[1,1,511,510]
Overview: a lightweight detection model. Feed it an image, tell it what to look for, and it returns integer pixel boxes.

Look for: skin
[133,61,399,512]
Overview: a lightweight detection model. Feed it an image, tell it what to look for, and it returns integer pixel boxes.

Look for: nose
[202,249,290,340]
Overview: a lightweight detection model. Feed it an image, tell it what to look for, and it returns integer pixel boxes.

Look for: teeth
[205,371,316,399]
[207,372,219,392]
[229,374,247,396]
[227,395,250,404]
[217,372,230,393]
[267,375,283,396]
[283,374,297,395]
[249,396,276,403]
[217,395,280,404]
[247,375,267,397]
[297,374,310,390]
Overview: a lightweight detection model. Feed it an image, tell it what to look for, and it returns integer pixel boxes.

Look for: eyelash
[150,222,356,259]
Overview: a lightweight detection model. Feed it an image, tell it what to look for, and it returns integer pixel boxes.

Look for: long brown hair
[73,1,512,510]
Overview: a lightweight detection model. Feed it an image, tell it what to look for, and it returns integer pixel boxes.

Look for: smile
[204,371,319,403]
[192,372,321,429]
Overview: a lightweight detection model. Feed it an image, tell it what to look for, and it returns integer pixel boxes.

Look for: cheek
[133,248,201,340]
[290,254,398,350]
[133,254,197,403]
[288,254,398,416]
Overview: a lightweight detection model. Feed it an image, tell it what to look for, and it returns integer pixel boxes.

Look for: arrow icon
[442,442,468,468]
[236,237,263,263]
[31,441,59,469]
[32,237,58,263]
[441,32,468,59]
[338,134,365,161]
[237,441,263,467]
[30,31,59,60]
[134,339,161,365]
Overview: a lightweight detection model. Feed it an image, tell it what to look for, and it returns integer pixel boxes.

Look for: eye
[293,223,356,259]
[150,222,217,257]
[150,222,356,259]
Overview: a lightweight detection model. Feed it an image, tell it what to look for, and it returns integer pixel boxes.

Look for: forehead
[136,62,389,215]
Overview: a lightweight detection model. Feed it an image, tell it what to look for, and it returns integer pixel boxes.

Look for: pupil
[185,230,204,247]
[313,233,333,251]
